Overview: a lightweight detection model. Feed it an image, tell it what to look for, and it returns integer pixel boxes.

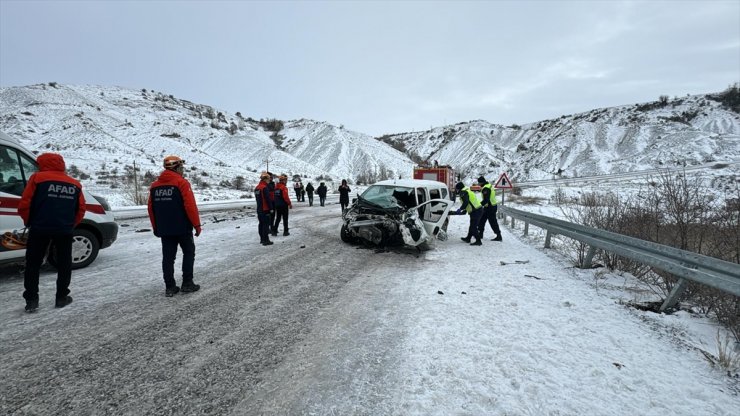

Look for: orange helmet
[260,172,271,180]
[279,174,288,182]
[163,155,185,169]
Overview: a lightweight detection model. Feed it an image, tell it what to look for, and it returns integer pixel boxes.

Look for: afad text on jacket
[18,153,85,234]
[148,169,201,236]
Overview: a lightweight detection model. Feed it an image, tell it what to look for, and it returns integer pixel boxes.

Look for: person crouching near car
[272,174,293,236]
[254,172,275,245]
[148,156,202,297]
[454,182,483,246]
[18,153,85,312]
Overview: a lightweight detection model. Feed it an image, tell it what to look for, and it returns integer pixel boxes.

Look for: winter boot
[283,231,290,236]
[181,281,200,293]
[492,235,502,242]
[470,239,482,246]
[165,286,180,297]
[55,295,73,308]
[460,237,471,243]
[25,299,39,313]
[261,240,274,246]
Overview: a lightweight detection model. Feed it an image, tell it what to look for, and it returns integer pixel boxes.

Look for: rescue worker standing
[305,182,315,206]
[19,153,85,312]
[454,181,483,246]
[272,174,293,236]
[477,176,502,241]
[254,172,274,245]
[148,156,202,297]
[316,182,328,206]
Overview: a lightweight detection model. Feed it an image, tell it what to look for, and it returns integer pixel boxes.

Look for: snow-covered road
[1,200,738,415]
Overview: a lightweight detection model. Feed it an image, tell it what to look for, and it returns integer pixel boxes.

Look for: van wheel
[47,229,100,270]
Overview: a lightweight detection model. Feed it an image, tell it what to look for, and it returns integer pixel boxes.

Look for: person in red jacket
[254,171,274,245]
[272,174,293,236]
[148,155,202,297]
[18,153,85,312]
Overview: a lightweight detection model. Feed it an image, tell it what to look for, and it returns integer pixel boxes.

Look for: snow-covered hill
[1,83,738,207]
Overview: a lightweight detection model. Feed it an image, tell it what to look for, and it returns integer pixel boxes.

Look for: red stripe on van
[0,196,20,209]
[86,204,105,215]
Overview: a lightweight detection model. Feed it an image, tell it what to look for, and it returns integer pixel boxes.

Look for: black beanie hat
[455,182,465,191]
[477,176,486,184]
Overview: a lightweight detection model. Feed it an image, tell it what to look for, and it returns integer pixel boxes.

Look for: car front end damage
[341,198,434,247]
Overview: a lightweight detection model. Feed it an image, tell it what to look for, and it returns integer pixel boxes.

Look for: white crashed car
[340,179,453,248]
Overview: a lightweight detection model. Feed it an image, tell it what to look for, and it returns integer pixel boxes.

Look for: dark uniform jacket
[148,169,201,236]
[18,153,85,234]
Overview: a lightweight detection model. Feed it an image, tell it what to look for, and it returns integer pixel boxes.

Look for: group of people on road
[453,176,502,246]
[19,150,354,310]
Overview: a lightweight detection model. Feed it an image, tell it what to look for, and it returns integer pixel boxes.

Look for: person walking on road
[254,172,275,245]
[293,180,302,201]
[305,182,315,206]
[18,153,86,312]
[272,174,293,236]
[316,182,328,207]
[477,176,502,241]
[338,179,351,212]
[454,181,483,246]
[148,155,202,297]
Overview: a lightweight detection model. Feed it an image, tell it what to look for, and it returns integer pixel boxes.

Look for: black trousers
[466,208,484,240]
[160,234,195,288]
[23,229,73,301]
[273,206,289,233]
[478,205,501,238]
[307,194,314,206]
[319,196,326,206]
[258,211,271,243]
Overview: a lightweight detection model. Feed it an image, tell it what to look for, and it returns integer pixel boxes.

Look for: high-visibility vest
[482,183,497,206]
[463,187,481,213]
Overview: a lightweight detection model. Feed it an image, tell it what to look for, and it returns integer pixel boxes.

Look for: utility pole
[263,154,273,173]
[132,160,141,205]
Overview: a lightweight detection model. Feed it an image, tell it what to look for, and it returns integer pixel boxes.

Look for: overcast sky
[1,0,738,136]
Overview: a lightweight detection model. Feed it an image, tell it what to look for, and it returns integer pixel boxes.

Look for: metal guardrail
[499,206,740,311]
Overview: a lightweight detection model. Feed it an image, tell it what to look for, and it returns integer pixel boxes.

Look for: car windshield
[360,185,416,209]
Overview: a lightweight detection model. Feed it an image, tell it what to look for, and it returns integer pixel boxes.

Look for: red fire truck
[413,164,456,198]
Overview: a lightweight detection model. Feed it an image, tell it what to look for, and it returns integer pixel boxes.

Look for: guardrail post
[544,231,552,248]
[660,278,689,312]
[523,222,529,236]
[582,246,596,269]
[511,217,516,228]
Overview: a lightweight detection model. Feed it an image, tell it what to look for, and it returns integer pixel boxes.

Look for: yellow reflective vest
[481,183,497,207]
[462,187,481,213]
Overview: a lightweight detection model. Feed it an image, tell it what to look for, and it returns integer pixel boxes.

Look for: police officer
[454,181,483,246]
[148,155,202,297]
[477,176,502,241]
[18,153,86,312]
[254,172,274,245]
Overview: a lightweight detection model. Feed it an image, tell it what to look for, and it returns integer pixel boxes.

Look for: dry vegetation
[555,171,739,343]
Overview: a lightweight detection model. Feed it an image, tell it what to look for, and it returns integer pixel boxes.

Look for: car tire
[47,229,100,270]
[340,223,354,243]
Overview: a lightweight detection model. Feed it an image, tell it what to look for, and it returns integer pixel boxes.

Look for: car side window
[416,188,426,217]
[0,146,25,196]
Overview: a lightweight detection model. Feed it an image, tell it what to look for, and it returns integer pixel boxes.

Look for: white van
[0,131,118,269]
[340,179,453,248]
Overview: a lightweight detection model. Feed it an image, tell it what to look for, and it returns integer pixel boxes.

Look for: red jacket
[148,169,201,236]
[18,153,85,233]
[274,182,292,208]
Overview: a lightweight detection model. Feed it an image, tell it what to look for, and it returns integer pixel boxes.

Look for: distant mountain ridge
[0,83,738,206]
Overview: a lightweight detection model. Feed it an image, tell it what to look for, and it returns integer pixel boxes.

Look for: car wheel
[340,223,354,243]
[47,229,100,270]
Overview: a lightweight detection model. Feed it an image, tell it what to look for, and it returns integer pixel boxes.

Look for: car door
[414,198,453,237]
[0,144,38,261]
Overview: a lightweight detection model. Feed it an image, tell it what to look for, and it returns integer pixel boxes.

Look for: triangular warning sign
[494,172,513,189]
